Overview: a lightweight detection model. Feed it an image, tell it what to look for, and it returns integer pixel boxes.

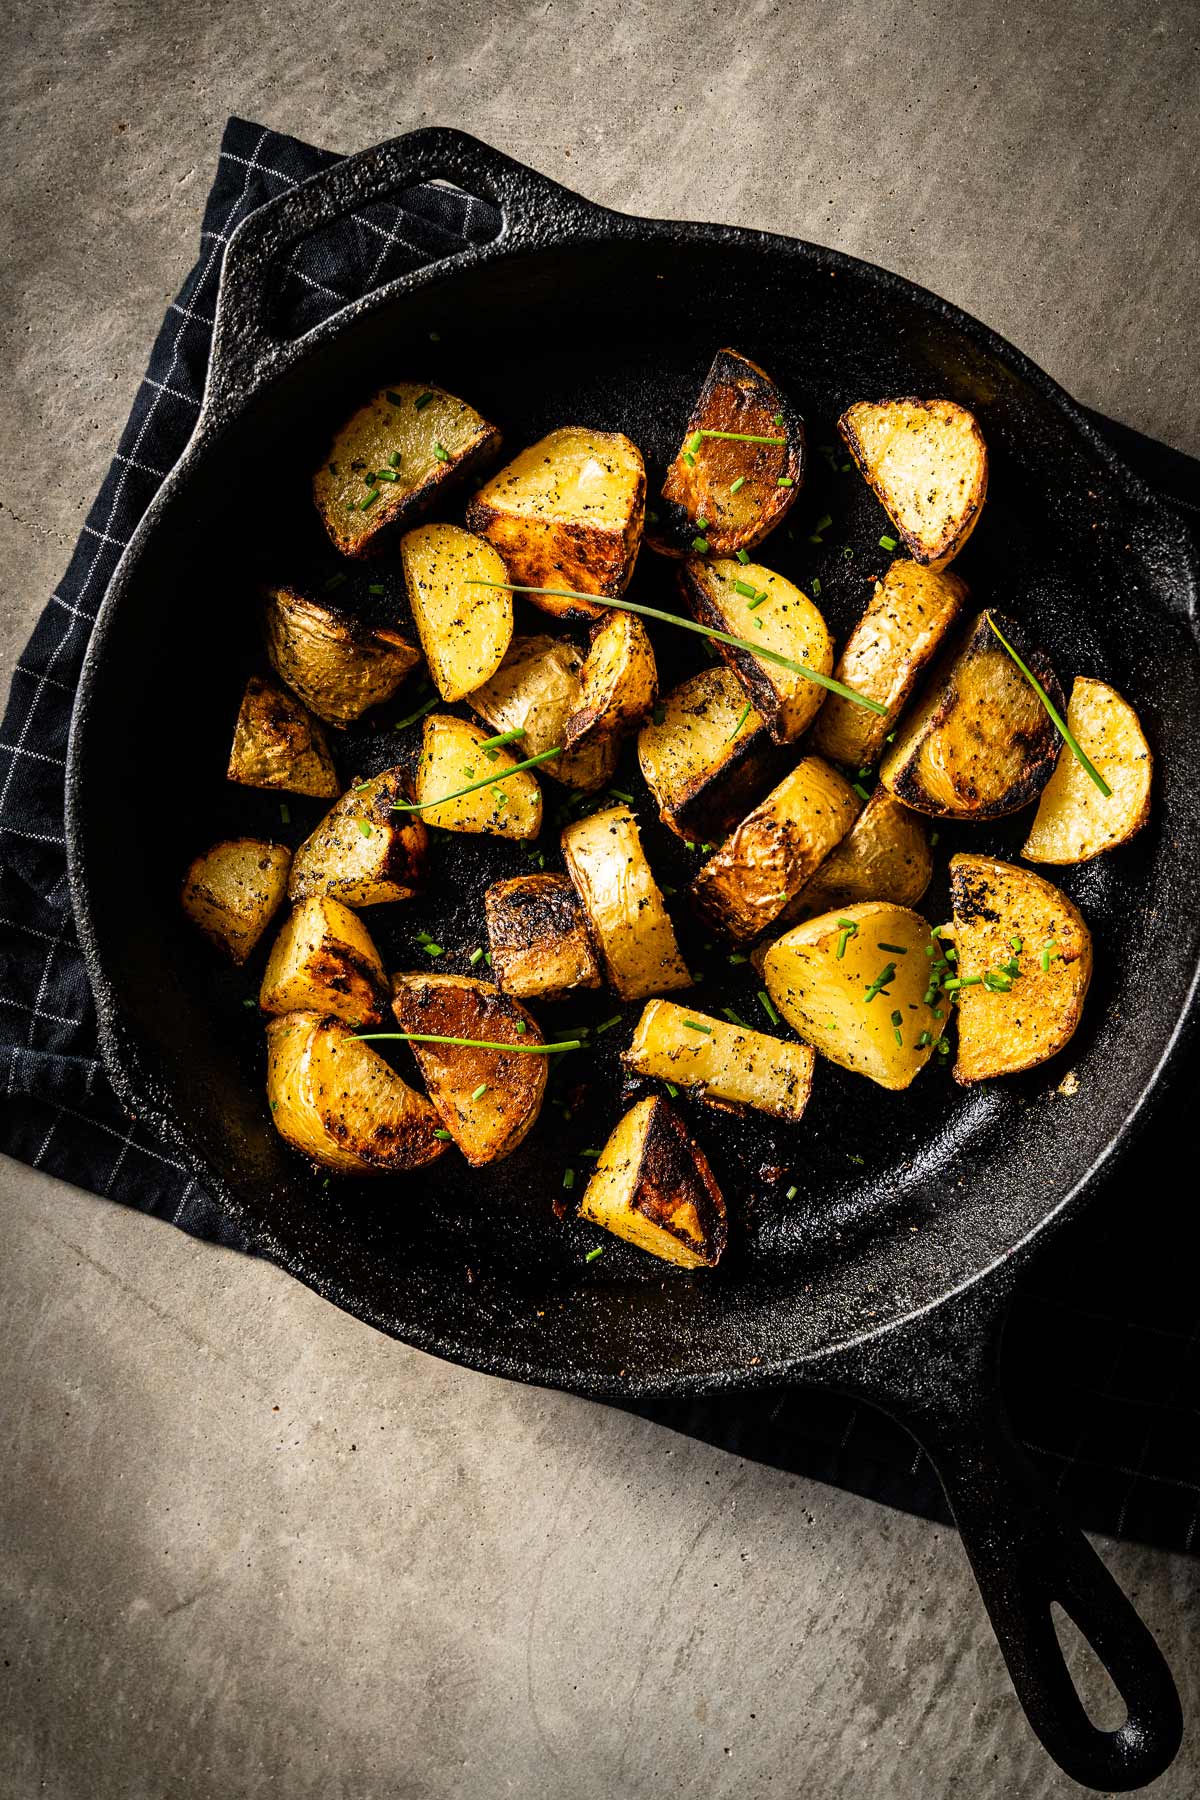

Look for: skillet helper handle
[206,126,614,413]
[834,1296,1182,1792]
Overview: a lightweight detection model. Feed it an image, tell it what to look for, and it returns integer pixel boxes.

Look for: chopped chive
[360,488,381,510]
[811,580,823,605]
[385,391,404,406]
[478,728,526,750]
[983,970,1013,993]
[585,1246,604,1263]
[835,920,858,959]
[393,696,439,731]
[666,1082,679,1098]
[725,701,752,742]
[434,1128,452,1140]
[890,1010,903,1026]
[424,943,444,958]
[358,819,373,837]
[987,614,1112,796]
[730,476,747,494]
[747,593,768,611]
[842,546,854,561]
[562,1168,575,1190]
[414,390,434,409]
[595,1015,622,1034]
[879,534,898,551]
[876,942,908,955]
[698,430,786,445]
[683,451,697,467]
[773,413,784,425]
[685,430,703,455]
[323,571,348,592]
[924,945,935,957]
[757,989,780,1026]
[242,998,256,1009]
[816,514,833,532]
[683,1019,712,1034]
[853,782,871,801]
[785,1184,798,1201]
[433,442,450,462]
[468,947,484,966]
[692,536,710,553]
[393,746,560,811]
[777,477,794,487]
[942,976,981,991]
[367,583,386,596]
[375,468,399,482]
[923,989,938,1005]
[516,1021,527,1036]
[279,801,291,825]
[936,1038,950,1055]
[471,1083,488,1102]
[735,548,750,564]
[581,1148,601,1159]
[696,518,709,531]
[647,509,660,524]
[389,450,401,468]
[808,535,824,547]
[728,951,748,964]
[894,1028,903,1046]
[863,962,897,1002]
[930,831,940,846]
[722,1005,750,1027]
[355,1033,582,1055]
[734,578,758,599]
[916,1030,932,1049]
[608,787,635,803]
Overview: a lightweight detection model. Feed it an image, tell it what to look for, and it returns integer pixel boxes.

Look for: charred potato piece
[563,611,657,750]
[650,348,805,557]
[580,1095,727,1269]
[259,896,388,1026]
[465,428,645,621]
[414,713,542,839]
[838,398,987,566]
[625,999,815,1124]
[561,806,691,1001]
[467,634,618,793]
[265,1012,445,1174]
[1022,678,1152,864]
[227,675,339,799]
[263,584,418,725]
[691,756,860,941]
[313,381,500,558]
[809,560,967,768]
[637,665,778,843]
[288,767,427,907]
[391,973,546,1165]
[879,609,1063,820]
[762,903,939,1091]
[679,557,833,743]
[950,855,1092,1083]
[484,874,603,1001]
[181,839,290,965]
[783,789,932,921]
[399,522,512,703]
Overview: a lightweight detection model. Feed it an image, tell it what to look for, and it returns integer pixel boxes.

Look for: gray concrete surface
[2,2,1198,1795]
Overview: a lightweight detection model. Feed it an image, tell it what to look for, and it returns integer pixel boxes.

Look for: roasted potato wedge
[679,557,833,743]
[838,398,987,566]
[762,902,939,1090]
[467,633,618,792]
[391,973,547,1165]
[636,664,778,843]
[579,1095,727,1269]
[181,838,290,965]
[414,713,542,839]
[263,583,418,725]
[563,611,657,749]
[288,767,427,907]
[259,896,388,1026]
[313,380,500,558]
[227,675,339,799]
[399,522,512,703]
[650,348,805,557]
[625,999,815,1124]
[465,428,645,621]
[691,756,860,941]
[879,609,1063,820]
[265,1012,445,1174]
[484,874,603,1001]
[783,788,932,921]
[809,560,967,768]
[950,855,1092,1083]
[561,806,691,1001]
[1022,678,1152,864]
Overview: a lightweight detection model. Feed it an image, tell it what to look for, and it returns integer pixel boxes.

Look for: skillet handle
[829,1291,1182,1792]
[206,127,616,415]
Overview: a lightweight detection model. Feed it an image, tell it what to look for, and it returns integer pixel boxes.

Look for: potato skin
[227,675,339,799]
[259,896,388,1026]
[637,665,780,843]
[838,398,987,567]
[783,788,932,921]
[468,634,618,793]
[399,522,512,704]
[679,557,833,744]
[809,560,967,769]
[1021,677,1153,864]
[181,838,291,965]
[561,806,691,1001]
[625,998,815,1124]
[950,855,1092,1083]
[579,1095,727,1269]
[484,874,603,1001]
[288,767,428,906]
[563,611,657,750]
[879,609,1064,820]
[650,348,805,558]
[265,1011,446,1174]
[414,713,543,840]
[263,584,418,725]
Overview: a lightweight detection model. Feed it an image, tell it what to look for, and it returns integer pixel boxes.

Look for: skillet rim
[65,174,1200,1399]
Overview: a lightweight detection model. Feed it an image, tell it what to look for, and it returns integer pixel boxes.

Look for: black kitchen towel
[1,118,1196,1553]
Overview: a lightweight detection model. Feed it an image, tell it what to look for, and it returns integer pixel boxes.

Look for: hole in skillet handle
[203,126,613,420]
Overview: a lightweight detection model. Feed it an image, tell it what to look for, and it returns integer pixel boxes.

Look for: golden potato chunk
[625,999,815,1124]
[288,767,427,907]
[484,874,603,1001]
[181,839,290,965]
[651,348,805,557]
[838,398,987,566]
[313,381,500,558]
[762,903,939,1090]
[259,896,388,1026]
[414,713,542,839]
[579,1095,727,1269]
[399,522,512,703]
[691,756,860,941]
[263,583,418,725]
[1021,678,1152,864]
[563,611,657,749]
[227,675,339,799]
[391,973,547,1165]
[950,855,1092,1083]
[879,609,1063,819]
[679,557,833,743]
[809,560,967,768]
[561,806,691,1002]
[636,665,777,843]
[783,789,932,921]
[265,1012,445,1174]
[465,428,645,621]
[467,633,618,793]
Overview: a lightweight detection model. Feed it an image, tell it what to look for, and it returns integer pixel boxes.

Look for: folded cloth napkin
[2,117,1196,1552]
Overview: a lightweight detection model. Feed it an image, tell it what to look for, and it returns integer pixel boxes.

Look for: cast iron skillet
[66,129,1200,1790]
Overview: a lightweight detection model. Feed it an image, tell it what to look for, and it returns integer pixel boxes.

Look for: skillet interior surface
[69,223,1200,1396]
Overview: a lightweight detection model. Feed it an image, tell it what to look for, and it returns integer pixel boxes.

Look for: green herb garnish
[355,1032,582,1055]
[986,614,1111,796]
